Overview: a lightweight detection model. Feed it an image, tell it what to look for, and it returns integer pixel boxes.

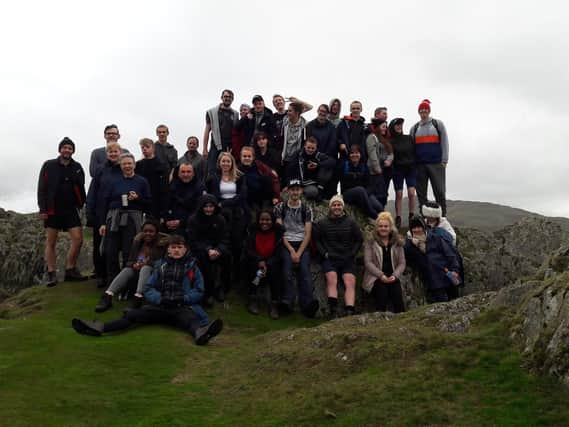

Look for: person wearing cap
[274,179,319,318]
[37,137,87,286]
[409,99,450,217]
[314,195,363,318]
[203,89,240,178]
[366,118,393,207]
[235,94,277,148]
[389,117,417,228]
[404,215,460,303]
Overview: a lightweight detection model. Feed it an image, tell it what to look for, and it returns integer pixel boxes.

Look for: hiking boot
[345,306,357,316]
[302,300,319,319]
[195,319,223,345]
[247,296,259,315]
[395,216,402,229]
[269,302,279,320]
[64,267,88,282]
[72,318,104,336]
[95,293,113,313]
[45,271,58,288]
[130,295,144,310]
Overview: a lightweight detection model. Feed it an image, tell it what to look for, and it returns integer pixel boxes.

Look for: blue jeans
[281,243,314,310]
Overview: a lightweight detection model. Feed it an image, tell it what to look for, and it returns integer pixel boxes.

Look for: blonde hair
[139,138,154,147]
[376,211,395,229]
[106,142,122,152]
[217,151,238,182]
[371,211,402,245]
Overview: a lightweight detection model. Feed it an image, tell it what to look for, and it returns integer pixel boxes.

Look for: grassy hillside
[1,282,568,426]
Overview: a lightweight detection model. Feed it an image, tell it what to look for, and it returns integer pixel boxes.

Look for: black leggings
[103,306,200,336]
[372,279,405,313]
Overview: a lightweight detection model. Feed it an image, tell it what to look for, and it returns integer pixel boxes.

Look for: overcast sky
[1,0,568,217]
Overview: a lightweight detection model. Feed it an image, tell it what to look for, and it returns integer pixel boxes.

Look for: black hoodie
[186,194,230,257]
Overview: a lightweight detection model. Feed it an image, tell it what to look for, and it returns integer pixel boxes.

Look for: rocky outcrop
[0,208,92,292]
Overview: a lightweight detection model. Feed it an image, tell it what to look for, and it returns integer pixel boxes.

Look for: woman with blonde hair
[205,151,248,298]
[363,211,406,313]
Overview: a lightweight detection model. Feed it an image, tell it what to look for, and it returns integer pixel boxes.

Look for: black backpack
[410,118,440,141]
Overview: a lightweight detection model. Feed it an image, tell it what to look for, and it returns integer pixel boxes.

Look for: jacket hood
[197,193,221,215]
[328,98,342,118]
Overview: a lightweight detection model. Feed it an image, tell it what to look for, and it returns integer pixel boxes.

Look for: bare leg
[395,190,403,217]
[45,228,58,272]
[66,226,83,269]
[407,187,416,215]
[325,271,338,298]
[343,273,356,306]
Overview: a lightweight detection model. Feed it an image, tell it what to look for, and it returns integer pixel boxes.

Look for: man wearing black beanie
[37,137,87,286]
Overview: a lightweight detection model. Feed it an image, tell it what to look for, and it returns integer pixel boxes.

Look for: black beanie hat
[58,137,75,153]
[409,215,426,230]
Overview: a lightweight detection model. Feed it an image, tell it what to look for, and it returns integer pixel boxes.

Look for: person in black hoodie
[243,209,284,319]
[135,138,169,220]
[164,163,206,235]
[234,95,277,146]
[336,100,366,160]
[186,194,231,305]
[314,195,363,317]
[339,145,383,219]
[254,131,282,177]
[389,118,417,229]
[286,137,335,201]
[238,146,281,210]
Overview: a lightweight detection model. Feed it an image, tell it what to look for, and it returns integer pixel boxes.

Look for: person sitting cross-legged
[72,235,223,345]
[95,219,168,313]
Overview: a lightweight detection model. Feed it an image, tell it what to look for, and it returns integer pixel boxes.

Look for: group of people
[37,91,459,344]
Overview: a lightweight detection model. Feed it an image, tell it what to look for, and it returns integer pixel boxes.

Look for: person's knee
[304,186,319,200]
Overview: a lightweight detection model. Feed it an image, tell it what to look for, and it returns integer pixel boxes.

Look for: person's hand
[128,191,138,201]
[247,112,253,120]
[39,212,48,220]
[202,150,208,159]
[339,144,347,153]
[307,161,318,170]
[271,198,279,205]
[384,159,392,167]
[132,262,141,271]
[99,225,106,236]
[208,249,220,260]
[386,275,397,283]
[166,219,180,230]
[451,271,459,285]
[291,252,300,264]
[258,260,267,274]
[442,162,447,168]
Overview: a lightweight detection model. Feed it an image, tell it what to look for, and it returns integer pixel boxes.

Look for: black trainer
[46,271,58,287]
[302,300,319,319]
[195,319,223,345]
[95,293,113,313]
[72,318,104,336]
[64,267,88,282]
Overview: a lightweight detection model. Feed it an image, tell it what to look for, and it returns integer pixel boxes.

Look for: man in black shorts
[314,195,363,317]
[37,137,87,286]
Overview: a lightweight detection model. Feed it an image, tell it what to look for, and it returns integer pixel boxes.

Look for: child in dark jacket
[243,209,284,319]
[186,194,231,305]
[72,235,223,345]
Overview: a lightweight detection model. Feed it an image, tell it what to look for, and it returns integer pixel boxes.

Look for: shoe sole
[195,319,223,345]
[72,318,102,337]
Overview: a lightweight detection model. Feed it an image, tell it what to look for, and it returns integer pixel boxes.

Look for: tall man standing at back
[202,89,239,177]
[154,124,178,173]
[410,99,450,217]
[89,124,129,178]
[38,137,87,287]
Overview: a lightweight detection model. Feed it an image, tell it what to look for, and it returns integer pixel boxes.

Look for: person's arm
[202,113,211,157]
[143,261,162,305]
[125,237,141,268]
[182,265,205,304]
[438,120,449,164]
[89,149,99,178]
[317,152,335,170]
[288,96,313,113]
[37,161,48,216]
[363,240,384,279]
[296,221,312,256]
[366,134,381,174]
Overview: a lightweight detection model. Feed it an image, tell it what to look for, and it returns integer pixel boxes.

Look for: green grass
[1,283,568,426]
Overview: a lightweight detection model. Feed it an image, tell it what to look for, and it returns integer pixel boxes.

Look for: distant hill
[386,199,569,232]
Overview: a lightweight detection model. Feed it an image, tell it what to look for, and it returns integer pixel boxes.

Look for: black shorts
[44,210,81,231]
[321,258,356,276]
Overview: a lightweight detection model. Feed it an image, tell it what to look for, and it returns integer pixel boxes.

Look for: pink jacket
[363,238,406,293]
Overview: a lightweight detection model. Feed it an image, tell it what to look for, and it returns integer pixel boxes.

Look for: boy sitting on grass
[72,235,223,345]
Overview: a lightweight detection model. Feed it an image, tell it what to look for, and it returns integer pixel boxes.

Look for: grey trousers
[107,265,153,295]
[416,163,446,216]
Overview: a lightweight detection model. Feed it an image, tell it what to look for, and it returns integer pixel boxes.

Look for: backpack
[281,201,309,223]
[410,118,440,141]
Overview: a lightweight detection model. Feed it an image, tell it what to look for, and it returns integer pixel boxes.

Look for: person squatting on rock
[314,195,363,318]
[37,137,88,286]
[243,209,284,319]
[95,219,168,313]
[404,215,460,303]
[363,212,406,313]
[72,234,223,345]
[410,99,450,217]
[274,179,319,318]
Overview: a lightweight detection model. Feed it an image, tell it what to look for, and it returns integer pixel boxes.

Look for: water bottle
[445,268,460,286]
[252,269,264,286]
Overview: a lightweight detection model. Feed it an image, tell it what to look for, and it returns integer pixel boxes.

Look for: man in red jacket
[37,137,87,286]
